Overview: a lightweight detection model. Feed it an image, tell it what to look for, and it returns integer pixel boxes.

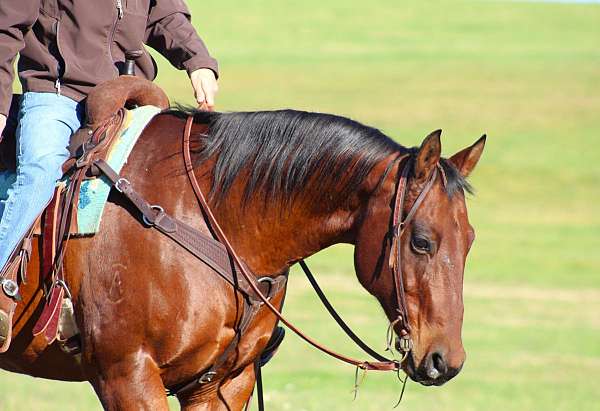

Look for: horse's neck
[213,196,360,276]
[198,151,398,276]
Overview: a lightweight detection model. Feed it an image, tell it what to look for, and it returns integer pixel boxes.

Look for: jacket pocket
[125,0,151,14]
[112,7,156,79]
[32,8,62,79]
[113,10,147,53]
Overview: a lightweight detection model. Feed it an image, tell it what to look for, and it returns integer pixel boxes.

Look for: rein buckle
[397,334,412,353]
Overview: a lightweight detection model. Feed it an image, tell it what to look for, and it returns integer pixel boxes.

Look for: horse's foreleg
[89,351,170,411]
[178,362,256,411]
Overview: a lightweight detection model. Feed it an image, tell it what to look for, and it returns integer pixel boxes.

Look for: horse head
[354,130,485,386]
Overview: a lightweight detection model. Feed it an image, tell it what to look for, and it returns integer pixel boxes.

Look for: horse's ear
[448,135,486,177]
[414,129,442,183]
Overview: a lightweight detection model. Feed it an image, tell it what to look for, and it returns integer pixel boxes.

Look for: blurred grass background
[1,0,599,410]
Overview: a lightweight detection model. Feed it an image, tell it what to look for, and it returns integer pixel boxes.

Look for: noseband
[388,157,440,353]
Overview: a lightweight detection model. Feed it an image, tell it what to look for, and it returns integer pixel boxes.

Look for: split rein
[181,118,439,377]
[93,114,440,401]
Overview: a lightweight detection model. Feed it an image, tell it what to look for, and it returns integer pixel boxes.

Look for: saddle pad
[0,105,162,235]
[76,105,162,234]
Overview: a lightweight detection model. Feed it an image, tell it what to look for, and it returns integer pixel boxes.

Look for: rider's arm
[145,0,218,79]
[0,0,40,118]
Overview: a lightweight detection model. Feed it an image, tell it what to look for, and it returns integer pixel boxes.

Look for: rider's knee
[18,152,66,185]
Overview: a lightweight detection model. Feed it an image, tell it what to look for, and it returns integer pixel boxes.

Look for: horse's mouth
[402,351,462,387]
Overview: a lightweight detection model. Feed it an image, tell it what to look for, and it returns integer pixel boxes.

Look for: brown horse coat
[0,109,485,410]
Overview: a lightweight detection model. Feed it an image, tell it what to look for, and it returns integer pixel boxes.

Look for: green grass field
[1,0,599,410]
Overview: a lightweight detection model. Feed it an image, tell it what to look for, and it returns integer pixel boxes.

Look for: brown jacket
[0,0,218,115]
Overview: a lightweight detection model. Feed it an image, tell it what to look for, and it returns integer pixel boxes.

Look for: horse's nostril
[431,352,447,376]
[417,351,461,385]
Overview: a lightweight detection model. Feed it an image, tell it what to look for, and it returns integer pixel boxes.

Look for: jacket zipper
[55,1,124,93]
[55,20,63,95]
[116,0,124,19]
[108,0,124,73]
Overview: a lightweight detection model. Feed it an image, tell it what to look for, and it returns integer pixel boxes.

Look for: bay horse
[0,107,485,410]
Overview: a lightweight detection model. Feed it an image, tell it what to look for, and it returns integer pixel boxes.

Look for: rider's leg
[0,92,83,268]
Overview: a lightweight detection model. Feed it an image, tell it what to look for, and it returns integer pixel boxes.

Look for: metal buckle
[198,371,217,384]
[75,153,89,169]
[142,205,165,227]
[393,222,405,237]
[397,334,412,353]
[257,276,275,303]
[115,178,130,193]
[1,278,19,299]
[53,279,72,300]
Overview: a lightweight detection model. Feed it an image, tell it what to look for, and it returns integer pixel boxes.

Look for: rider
[0,1,218,271]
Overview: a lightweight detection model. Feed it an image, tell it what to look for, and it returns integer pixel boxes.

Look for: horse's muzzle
[404,351,464,386]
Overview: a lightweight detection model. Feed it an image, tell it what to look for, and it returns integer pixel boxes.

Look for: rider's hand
[0,114,6,142]
[189,68,218,111]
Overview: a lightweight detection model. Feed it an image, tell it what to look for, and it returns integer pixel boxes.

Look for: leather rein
[181,116,438,371]
[93,114,439,393]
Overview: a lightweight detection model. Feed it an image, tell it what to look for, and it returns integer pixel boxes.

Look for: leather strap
[0,256,21,353]
[41,188,60,282]
[34,112,126,344]
[93,159,262,297]
[0,221,37,352]
[32,285,64,342]
[181,116,399,372]
[93,154,289,396]
[254,360,265,411]
[299,260,394,363]
[389,158,438,347]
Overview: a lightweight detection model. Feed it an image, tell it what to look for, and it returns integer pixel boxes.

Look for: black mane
[168,108,471,208]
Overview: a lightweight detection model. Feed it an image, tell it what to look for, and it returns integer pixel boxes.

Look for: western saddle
[0,75,287,407]
[0,75,170,354]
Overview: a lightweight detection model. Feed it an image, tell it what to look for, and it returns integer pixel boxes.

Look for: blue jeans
[0,92,84,268]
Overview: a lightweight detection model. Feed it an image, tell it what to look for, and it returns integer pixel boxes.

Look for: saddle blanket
[0,105,162,235]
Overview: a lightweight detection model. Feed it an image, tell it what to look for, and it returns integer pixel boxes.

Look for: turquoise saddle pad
[0,105,162,235]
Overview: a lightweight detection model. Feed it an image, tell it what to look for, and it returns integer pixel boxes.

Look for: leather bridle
[388,156,439,354]
[180,116,440,372]
[91,115,441,399]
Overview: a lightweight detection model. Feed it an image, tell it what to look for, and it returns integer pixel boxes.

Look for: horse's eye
[411,236,431,254]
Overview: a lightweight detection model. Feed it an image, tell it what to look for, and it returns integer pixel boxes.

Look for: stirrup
[259,326,285,367]
[0,309,9,344]
[0,231,35,353]
[0,307,14,353]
